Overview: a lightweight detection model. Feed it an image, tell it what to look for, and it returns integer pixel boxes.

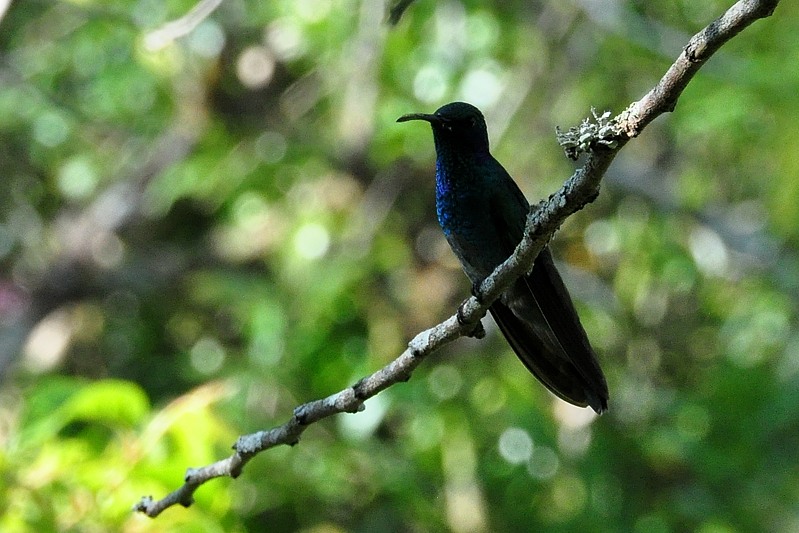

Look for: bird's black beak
[396,112,441,124]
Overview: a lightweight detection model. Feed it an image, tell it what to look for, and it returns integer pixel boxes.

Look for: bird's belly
[439,206,513,283]
[447,233,511,282]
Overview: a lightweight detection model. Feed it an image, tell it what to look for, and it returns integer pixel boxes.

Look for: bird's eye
[467,117,476,128]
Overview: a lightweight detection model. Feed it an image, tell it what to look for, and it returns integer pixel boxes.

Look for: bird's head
[397,102,490,154]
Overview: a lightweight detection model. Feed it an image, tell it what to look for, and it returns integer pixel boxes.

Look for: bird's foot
[457,299,486,339]
[470,282,485,304]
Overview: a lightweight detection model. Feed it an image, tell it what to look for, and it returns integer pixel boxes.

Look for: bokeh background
[1,0,798,531]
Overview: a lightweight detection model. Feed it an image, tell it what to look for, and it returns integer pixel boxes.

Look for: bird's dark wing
[487,170,608,412]
[520,248,608,411]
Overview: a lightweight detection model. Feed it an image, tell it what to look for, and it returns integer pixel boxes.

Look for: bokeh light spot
[459,64,504,108]
[428,364,462,401]
[237,45,275,89]
[23,309,74,372]
[689,225,728,277]
[413,65,448,104]
[33,111,70,147]
[190,336,226,375]
[266,19,306,61]
[465,11,499,51]
[294,0,332,22]
[254,131,288,164]
[294,222,330,260]
[91,232,125,269]
[57,157,98,200]
[584,219,620,258]
[528,445,559,480]
[498,427,533,465]
[469,377,507,415]
[187,21,226,58]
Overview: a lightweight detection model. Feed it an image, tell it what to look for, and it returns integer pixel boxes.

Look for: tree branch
[134,0,780,518]
[143,0,225,52]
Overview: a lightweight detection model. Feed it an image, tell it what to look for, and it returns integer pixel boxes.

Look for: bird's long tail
[489,247,609,413]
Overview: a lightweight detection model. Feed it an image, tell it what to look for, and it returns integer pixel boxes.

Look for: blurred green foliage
[0,0,797,531]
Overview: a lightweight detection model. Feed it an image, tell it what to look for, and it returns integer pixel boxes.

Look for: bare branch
[619,0,780,137]
[143,0,225,52]
[134,0,781,518]
[0,0,12,28]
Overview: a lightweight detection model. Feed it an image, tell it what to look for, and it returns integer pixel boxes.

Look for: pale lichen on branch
[556,109,623,160]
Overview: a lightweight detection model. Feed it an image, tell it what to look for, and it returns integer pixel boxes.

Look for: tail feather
[489,248,609,414]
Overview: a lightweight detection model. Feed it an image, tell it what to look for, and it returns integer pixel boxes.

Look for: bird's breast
[435,169,506,282]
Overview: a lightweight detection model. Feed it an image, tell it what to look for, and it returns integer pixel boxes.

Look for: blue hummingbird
[398,102,608,413]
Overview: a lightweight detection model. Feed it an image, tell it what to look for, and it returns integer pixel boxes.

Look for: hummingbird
[397,102,609,413]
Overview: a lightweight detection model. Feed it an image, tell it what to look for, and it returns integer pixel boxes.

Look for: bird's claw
[467,320,486,339]
[471,282,485,304]
[456,299,469,325]
[457,299,486,339]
